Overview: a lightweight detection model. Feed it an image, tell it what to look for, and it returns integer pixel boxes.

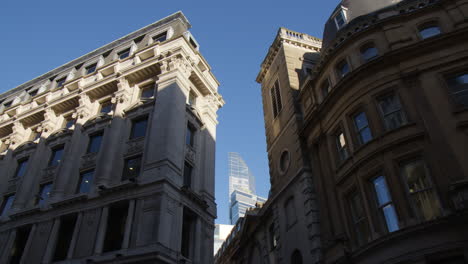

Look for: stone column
[94,206,109,254]
[0,230,15,263]
[142,56,192,184]
[42,218,60,263]
[67,212,83,259]
[20,224,36,264]
[122,200,135,249]
[94,78,132,187]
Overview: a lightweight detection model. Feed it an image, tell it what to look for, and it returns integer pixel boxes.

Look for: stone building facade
[216,0,468,263]
[0,12,224,264]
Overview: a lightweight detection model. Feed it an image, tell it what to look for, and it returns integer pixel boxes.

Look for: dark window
[401,160,441,221]
[0,194,15,217]
[353,112,372,145]
[446,73,468,106]
[65,117,75,129]
[153,32,167,43]
[14,158,29,178]
[372,176,399,232]
[85,63,97,75]
[189,38,198,49]
[419,24,441,39]
[183,162,193,188]
[181,208,196,258]
[49,147,64,167]
[28,89,38,97]
[188,91,196,106]
[4,101,12,108]
[291,250,303,264]
[130,117,148,139]
[270,80,283,118]
[140,85,155,99]
[361,44,378,61]
[348,192,370,246]
[377,94,407,130]
[56,77,66,88]
[321,79,330,101]
[37,183,53,206]
[8,225,32,264]
[100,101,113,114]
[337,59,350,78]
[118,48,131,60]
[87,132,103,153]
[77,170,94,194]
[122,156,142,181]
[103,202,129,253]
[335,131,348,161]
[334,11,346,29]
[53,214,77,261]
[186,124,195,147]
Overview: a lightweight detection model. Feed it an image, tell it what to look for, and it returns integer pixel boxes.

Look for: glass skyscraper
[228,152,266,224]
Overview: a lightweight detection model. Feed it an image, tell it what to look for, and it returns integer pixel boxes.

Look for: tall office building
[216,0,468,263]
[214,224,234,255]
[228,152,265,224]
[0,12,224,264]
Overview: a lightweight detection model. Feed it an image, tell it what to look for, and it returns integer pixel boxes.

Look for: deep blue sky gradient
[0,0,339,224]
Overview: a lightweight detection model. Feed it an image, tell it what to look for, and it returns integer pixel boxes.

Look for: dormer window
[153,32,167,43]
[118,48,131,60]
[3,101,12,108]
[189,38,198,49]
[28,89,38,97]
[418,23,441,39]
[86,63,97,75]
[333,9,347,30]
[56,77,66,88]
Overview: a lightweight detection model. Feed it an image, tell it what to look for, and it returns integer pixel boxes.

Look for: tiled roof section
[0,11,190,101]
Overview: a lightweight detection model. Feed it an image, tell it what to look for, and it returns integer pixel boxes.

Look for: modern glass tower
[228,152,265,224]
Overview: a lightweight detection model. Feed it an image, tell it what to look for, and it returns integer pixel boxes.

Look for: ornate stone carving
[126,138,144,155]
[81,152,97,169]
[43,166,58,182]
[185,146,196,163]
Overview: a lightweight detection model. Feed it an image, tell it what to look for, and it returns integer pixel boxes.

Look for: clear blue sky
[0,0,338,224]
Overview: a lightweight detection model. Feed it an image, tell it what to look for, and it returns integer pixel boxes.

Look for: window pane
[78,171,94,194]
[56,78,66,88]
[184,162,192,187]
[86,64,97,74]
[1,195,15,217]
[100,102,113,114]
[447,73,468,106]
[15,159,29,178]
[360,127,372,144]
[419,26,441,39]
[361,46,378,61]
[153,32,167,42]
[49,147,64,167]
[118,49,130,60]
[65,118,75,129]
[382,204,399,232]
[188,92,196,106]
[122,156,142,181]
[354,112,368,130]
[186,125,195,146]
[130,118,148,139]
[348,193,369,245]
[402,161,431,193]
[38,183,53,206]
[373,176,392,205]
[338,61,349,77]
[87,133,103,153]
[141,87,154,99]
[414,190,441,221]
[335,12,346,28]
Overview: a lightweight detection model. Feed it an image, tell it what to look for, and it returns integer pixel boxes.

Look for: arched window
[418,23,441,39]
[360,43,378,61]
[336,59,350,78]
[291,249,303,264]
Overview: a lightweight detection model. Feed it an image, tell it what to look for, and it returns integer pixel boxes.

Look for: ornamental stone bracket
[7,177,20,193]
[185,146,196,164]
[125,138,144,156]
[42,166,58,183]
[81,152,98,170]
[159,55,193,78]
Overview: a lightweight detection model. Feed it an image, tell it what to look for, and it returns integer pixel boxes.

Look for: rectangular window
[270,80,283,118]
[28,89,38,97]
[372,176,399,232]
[64,116,75,129]
[140,85,155,99]
[181,208,196,258]
[99,101,113,114]
[56,77,66,88]
[348,192,370,246]
[186,124,195,147]
[0,194,15,217]
[337,59,350,78]
[85,63,97,75]
[353,112,372,145]
[103,202,129,253]
[8,225,32,264]
[188,91,196,106]
[77,170,94,194]
[37,183,53,206]
[183,162,193,188]
[335,131,348,161]
[87,132,103,154]
[49,147,64,167]
[53,214,77,262]
[334,10,347,29]
[130,117,148,139]
[401,160,441,221]
[14,158,29,178]
[446,73,468,107]
[153,32,167,43]
[122,156,142,181]
[118,48,130,60]
[378,94,407,130]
